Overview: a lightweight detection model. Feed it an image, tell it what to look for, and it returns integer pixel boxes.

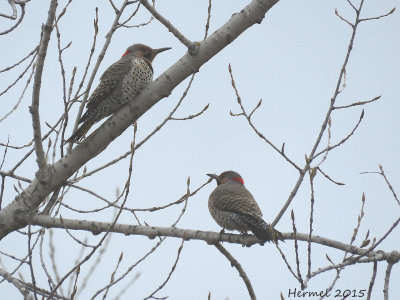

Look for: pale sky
[1,0,399,299]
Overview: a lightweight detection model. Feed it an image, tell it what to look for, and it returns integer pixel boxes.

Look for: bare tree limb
[379,165,400,206]
[359,7,395,23]
[333,95,381,109]
[140,0,193,50]
[214,243,256,300]
[30,0,58,171]
[90,238,164,300]
[0,0,280,240]
[228,64,301,172]
[144,239,185,299]
[291,210,304,289]
[272,0,366,226]
[0,1,26,35]
[366,262,377,300]
[0,0,18,19]
[0,267,68,300]
[29,214,400,262]
[307,169,316,279]
[383,262,393,300]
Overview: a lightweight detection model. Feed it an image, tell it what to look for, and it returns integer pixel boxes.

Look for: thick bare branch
[0,0,280,239]
[29,214,400,262]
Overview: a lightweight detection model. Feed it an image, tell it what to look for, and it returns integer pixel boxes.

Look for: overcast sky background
[1,0,400,299]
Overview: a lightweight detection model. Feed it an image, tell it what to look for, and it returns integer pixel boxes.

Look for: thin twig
[76,234,112,298]
[291,210,304,289]
[48,126,137,298]
[0,232,41,286]
[0,268,68,300]
[366,262,377,300]
[0,46,38,73]
[144,239,185,299]
[307,168,316,279]
[317,167,345,186]
[214,243,256,300]
[31,0,58,171]
[108,0,118,13]
[0,0,17,19]
[275,243,300,282]
[39,230,56,292]
[0,2,26,35]
[228,64,301,172]
[111,273,140,300]
[140,0,193,49]
[70,266,80,299]
[335,8,354,27]
[333,95,381,109]
[116,1,144,29]
[312,117,331,168]
[346,0,357,11]
[383,262,393,300]
[0,48,37,97]
[27,225,39,300]
[170,177,190,227]
[273,0,366,226]
[359,7,395,23]
[169,103,209,120]
[102,253,123,300]
[90,239,164,300]
[0,63,36,124]
[379,165,400,206]
[203,0,212,40]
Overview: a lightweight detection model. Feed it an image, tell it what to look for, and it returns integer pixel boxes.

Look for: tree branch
[0,0,280,240]
[140,0,193,50]
[214,243,256,300]
[29,214,400,262]
[30,0,58,171]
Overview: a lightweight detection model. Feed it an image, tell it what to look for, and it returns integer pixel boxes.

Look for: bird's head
[207,170,244,186]
[122,44,171,62]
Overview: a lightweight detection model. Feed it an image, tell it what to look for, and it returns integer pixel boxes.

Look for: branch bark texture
[0,0,279,239]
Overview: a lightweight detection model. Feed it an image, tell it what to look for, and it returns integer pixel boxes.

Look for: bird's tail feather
[66,121,93,143]
[239,214,283,243]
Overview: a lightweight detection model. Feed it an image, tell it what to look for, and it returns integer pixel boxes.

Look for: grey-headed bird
[208,170,283,243]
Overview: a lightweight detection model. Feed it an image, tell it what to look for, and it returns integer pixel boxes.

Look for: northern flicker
[207,171,283,243]
[67,44,171,142]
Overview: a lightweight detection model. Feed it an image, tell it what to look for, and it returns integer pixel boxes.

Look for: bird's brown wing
[85,58,132,111]
[210,183,263,217]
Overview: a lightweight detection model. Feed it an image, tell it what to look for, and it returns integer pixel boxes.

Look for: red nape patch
[232,177,244,185]
[122,50,130,57]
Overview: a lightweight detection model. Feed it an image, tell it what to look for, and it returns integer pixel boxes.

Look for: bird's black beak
[154,47,171,54]
[207,173,218,180]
